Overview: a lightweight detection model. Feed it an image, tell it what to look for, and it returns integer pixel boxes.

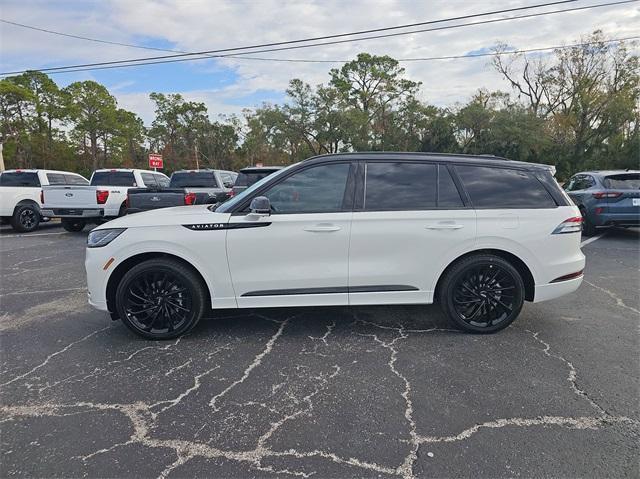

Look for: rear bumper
[593,214,640,227]
[533,275,583,303]
[41,208,103,218]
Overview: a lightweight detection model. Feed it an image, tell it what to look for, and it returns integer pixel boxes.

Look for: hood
[95,205,231,229]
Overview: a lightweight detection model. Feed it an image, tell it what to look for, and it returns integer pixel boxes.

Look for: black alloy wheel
[439,254,524,333]
[11,204,40,232]
[115,259,205,339]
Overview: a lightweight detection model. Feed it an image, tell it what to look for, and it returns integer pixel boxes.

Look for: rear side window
[64,174,89,185]
[438,165,464,207]
[455,165,556,208]
[46,173,66,185]
[154,174,170,187]
[140,172,157,186]
[91,171,136,187]
[170,172,218,188]
[0,172,40,187]
[219,172,235,187]
[603,174,640,189]
[365,162,436,210]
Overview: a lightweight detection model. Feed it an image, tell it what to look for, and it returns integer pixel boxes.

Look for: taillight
[228,190,235,198]
[40,190,44,204]
[96,190,109,204]
[551,270,584,283]
[592,192,622,199]
[552,216,582,234]
[184,192,196,205]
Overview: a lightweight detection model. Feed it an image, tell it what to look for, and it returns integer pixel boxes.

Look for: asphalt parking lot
[1,223,638,478]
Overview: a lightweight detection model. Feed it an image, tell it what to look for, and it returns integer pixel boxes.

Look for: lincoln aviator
[85,153,585,339]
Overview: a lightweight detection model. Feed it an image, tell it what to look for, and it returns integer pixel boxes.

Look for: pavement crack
[583,280,640,316]
[0,326,112,387]
[209,317,291,411]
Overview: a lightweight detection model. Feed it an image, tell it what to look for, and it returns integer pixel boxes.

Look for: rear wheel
[438,254,525,333]
[115,259,205,339]
[10,204,40,232]
[61,218,86,232]
[580,207,596,236]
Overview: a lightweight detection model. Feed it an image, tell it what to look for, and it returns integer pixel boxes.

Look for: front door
[226,161,355,307]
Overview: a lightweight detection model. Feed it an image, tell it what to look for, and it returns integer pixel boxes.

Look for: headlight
[87,228,126,248]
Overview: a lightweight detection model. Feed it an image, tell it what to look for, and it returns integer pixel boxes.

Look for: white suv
[85,153,585,339]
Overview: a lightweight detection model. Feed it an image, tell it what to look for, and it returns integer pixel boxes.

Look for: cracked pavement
[1,224,638,478]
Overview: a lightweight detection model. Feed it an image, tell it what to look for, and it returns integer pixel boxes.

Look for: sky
[1,0,638,125]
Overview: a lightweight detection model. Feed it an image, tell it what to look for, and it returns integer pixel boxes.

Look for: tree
[64,81,117,171]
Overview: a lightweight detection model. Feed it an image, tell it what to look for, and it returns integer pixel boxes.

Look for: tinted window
[219,172,235,187]
[154,174,170,187]
[46,173,66,185]
[0,172,40,187]
[365,162,436,210]
[603,174,640,189]
[438,165,464,207]
[140,172,157,187]
[235,170,278,187]
[64,174,89,185]
[90,171,136,186]
[170,172,218,188]
[264,163,351,213]
[456,166,556,208]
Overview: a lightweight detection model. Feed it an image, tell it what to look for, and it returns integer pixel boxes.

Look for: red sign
[149,154,163,169]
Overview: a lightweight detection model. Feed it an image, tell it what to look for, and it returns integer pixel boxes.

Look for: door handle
[426,224,464,230]
[304,224,341,232]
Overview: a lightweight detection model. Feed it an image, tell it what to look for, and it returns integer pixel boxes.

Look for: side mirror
[249,196,271,216]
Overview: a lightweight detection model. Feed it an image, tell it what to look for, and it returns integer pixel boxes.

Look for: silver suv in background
[169,169,237,204]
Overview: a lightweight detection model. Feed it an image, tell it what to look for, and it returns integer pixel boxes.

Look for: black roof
[239,166,284,172]
[302,152,554,171]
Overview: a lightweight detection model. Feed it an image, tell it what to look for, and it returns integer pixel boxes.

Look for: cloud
[2,0,638,124]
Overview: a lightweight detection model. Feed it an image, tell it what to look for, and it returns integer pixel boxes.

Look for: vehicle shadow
[193,303,456,340]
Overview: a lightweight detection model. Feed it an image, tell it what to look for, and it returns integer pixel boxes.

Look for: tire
[115,259,206,340]
[61,218,86,232]
[438,254,525,334]
[580,207,596,236]
[10,204,40,233]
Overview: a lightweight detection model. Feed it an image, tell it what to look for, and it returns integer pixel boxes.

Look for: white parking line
[0,231,68,238]
[581,232,606,248]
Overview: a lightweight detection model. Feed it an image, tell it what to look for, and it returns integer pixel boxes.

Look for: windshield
[603,174,640,189]
[215,163,296,213]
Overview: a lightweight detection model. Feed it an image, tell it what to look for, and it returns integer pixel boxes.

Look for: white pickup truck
[0,169,89,232]
[41,168,170,232]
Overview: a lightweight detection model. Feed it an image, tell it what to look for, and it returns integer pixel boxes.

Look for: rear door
[348,161,476,305]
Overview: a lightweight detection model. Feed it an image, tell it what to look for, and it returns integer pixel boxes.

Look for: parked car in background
[0,169,88,232]
[169,169,237,204]
[564,170,640,235]
[231,166,282,197]
[41,168,169,232]
[126,187,196,214]
[85,152,584,340]
[126,169,238,214]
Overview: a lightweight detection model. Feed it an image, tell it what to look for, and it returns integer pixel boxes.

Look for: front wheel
[438,255,525,333]
[61,218,86,232]
[10,204,40,232]
[580,207,596,236]
[115,259,205,339]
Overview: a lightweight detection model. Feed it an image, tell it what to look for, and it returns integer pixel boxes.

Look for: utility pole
[194,143,200,170]
[0,142,4,172]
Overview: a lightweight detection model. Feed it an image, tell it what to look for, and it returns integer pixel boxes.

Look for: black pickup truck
[126,169,238,214]
[126,188,194,214]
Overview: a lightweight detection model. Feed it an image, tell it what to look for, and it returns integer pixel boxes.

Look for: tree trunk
[90,132,98,171]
